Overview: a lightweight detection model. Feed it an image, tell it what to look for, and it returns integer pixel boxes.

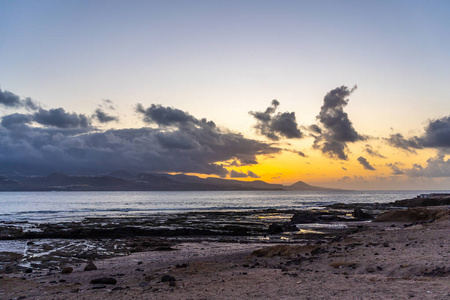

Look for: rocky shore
[1,196,449,299]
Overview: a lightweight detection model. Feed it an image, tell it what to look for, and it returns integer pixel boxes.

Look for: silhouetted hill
[285,180,342,191]
[0,172,342,191]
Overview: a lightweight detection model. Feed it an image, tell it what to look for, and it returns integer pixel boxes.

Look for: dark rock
[59,279,66,283]
[290,212,319,224]
[161,274,176,282]
[91,285,106,289]
[90,277,117,285]
[169,281,176,287]
[353,208,373,220]
[176,263,189,268]
[61,267,73,274]
[112,286,125,291]
[84,261,97,271]
[268,223,283,234]
[24,268,33,273]
[70,288,79,293]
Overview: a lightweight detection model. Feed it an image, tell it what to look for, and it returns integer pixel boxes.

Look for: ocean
[0,190,440,224]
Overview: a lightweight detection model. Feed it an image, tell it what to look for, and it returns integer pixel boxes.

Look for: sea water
[0,190,441,224]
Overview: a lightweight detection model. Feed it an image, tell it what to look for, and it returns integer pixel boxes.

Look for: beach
[1,197,449,299]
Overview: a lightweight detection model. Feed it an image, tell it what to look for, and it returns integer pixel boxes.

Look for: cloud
[136,103,202,128]
[364,144,386,158]
[93,109,119,123]
[313,85,365,160]
[357,156,376,170]
[421,116,450,148]
[0,91,281,177]
[230,170,248,178]
[387,162,405,175]
[0,88,39,110]
[34,108,90,128]
[384,133,423,153]
[385,116,450,153]
[405,154,450,177]
[247,170,260,178]
[249,100,303,141]
[1,113,33,130]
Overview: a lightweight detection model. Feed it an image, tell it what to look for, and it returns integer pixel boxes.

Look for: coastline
[1,197,449,299]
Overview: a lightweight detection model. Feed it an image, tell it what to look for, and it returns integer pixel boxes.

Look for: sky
[1,0,450,190]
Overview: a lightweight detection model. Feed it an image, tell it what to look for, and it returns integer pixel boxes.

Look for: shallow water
[0,190,438,224]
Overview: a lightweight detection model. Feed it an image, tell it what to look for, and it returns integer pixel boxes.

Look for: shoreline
[0,197,449,299]
[1,209,448,299]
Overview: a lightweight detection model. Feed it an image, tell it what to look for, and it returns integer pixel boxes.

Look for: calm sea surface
[0,190,444,224]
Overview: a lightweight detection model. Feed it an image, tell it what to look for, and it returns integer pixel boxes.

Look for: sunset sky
[1,0,449,190]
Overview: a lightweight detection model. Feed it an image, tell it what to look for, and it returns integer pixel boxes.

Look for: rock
[176,263,189,268]
[90,277,117,285]
[84,261,97,271]
[161,274,175,282]
[353,208,373,220]
[290,212,319,224]
[268,223,284,234]
[24,268,33,273]
[61,267,73,274]
[374,207,447,222]
[91,285,106,289]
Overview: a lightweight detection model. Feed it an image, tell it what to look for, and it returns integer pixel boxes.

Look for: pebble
[90,277,117,285]
[161,274,176,282]
[84,261,98,271]
[61,267,73,274]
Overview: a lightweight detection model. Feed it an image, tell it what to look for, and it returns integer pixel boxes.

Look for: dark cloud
[34,108,90,128]
[384,133,423,153]
[313,85,365,160]
[230,170,248,178]
[296,151,306,157]
[0,88,39,110]
[249,100,303,141]
[0,94,281,177]
[364,144,386,158]
[357,156,376,170]
[385,116,450,153]
[94,109,119,123]
[247,170,260,178]
[405,154,450,177]
[1,113,33,130]
[136,103,202,127]
[421,116,450,148]
[387,163,405,175]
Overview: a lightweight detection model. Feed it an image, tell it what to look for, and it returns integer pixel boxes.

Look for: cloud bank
[0,91,280,177]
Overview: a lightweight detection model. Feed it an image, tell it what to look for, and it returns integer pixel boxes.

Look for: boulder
[353,208,373,220]
[374,207,447,222]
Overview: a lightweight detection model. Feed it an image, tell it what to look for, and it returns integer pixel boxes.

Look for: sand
[1,215,449,300]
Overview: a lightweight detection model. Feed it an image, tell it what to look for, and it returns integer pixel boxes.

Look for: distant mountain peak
[285,180,341,191]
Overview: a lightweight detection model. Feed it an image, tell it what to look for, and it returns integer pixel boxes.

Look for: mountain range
[0,171,342,192]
